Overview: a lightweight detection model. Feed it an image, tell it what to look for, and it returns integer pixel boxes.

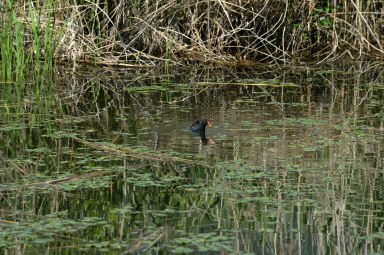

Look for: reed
[0,0,67,81]
[1,0,26,81]
[1,0,383,76]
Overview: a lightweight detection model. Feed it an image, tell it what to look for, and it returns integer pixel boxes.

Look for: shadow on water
[1,63,384,254]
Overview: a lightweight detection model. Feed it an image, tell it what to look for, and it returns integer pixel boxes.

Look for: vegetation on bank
[1,0,384,80]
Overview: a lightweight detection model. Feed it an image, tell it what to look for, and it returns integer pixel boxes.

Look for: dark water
[1,64,384,254]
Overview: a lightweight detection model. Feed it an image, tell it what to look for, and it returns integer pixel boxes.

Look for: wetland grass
[1,0,26,81]
[0,0,66,81]
[1,0,383,75]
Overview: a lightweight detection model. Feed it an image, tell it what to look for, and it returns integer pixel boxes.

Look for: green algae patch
[1,65,384,254]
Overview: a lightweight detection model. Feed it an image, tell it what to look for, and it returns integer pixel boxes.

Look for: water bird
[190,119,211,132]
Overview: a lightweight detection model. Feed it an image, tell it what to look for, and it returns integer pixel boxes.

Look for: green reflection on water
[1,65,384,254]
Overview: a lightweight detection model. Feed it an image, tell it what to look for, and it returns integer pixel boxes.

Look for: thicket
[1,0,384,80]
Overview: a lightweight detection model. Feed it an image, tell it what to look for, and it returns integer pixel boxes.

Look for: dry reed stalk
[5,0,384,69]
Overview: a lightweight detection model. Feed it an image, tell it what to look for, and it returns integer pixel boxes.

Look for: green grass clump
[0,0,66,81]
[1,0,26,81]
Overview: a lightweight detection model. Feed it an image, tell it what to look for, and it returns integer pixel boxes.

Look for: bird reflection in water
[198,131,210,145]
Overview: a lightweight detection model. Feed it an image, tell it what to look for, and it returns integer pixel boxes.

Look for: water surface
[1,64,384,254]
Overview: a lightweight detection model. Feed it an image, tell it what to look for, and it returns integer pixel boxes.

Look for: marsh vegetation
[1,0,384,80]
[1,0,384,254]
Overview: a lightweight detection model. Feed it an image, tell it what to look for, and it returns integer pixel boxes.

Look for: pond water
[1,63,384,254]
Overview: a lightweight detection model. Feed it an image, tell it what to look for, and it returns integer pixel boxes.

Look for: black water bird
[190,119,211,132]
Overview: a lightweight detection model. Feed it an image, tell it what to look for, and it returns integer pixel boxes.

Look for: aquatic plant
[1,0,383,74]
[0,0,67,81]
[1,64,384,254]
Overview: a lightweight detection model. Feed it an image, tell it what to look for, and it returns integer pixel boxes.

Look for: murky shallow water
[1,64,384,254]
